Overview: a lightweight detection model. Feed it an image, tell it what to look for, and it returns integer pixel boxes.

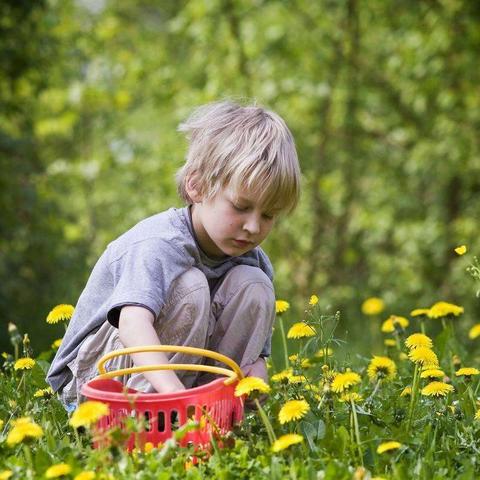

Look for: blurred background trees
[2,0,480,356]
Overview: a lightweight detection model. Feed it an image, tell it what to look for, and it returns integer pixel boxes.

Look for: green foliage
[3,289,480,478]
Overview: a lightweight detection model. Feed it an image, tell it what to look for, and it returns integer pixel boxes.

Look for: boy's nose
[243,215,261,235]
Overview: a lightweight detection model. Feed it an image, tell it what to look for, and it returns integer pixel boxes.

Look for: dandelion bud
[353,466,367,480]
[8,322,22,351]
[452,354,461,367]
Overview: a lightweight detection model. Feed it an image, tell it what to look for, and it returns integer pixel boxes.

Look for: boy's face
[190,186,277,258]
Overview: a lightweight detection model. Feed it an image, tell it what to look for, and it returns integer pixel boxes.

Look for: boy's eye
[232,203,249,212]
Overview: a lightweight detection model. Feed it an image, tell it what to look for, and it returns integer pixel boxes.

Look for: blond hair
[176,100,300,214]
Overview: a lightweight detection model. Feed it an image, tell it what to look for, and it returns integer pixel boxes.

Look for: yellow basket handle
[96,345,244,386]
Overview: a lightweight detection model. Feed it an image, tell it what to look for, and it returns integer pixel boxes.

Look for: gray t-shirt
[46,206,274,392]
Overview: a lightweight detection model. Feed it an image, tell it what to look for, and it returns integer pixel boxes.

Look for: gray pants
[61,265,275,406]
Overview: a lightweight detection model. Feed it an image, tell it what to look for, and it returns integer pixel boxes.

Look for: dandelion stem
[74,426,82,449]
[254,398,276,445]
[23,444,34,480]
[420,320,426,335]
[350,399,363,466]
[278,317,289,370]
[393,331,401,353]
[467,384,477,412]
[366,379,382,404]
[474,379,480,398]
[407,363,420,433]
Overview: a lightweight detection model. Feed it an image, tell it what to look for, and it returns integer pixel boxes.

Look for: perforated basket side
[82,377,243,451]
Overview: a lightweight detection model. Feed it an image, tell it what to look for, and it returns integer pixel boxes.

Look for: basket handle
[96,345,244,386]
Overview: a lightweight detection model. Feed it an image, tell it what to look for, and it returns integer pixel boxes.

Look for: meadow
[1,249,480,479]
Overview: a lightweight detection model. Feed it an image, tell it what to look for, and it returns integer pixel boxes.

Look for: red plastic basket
[80,345,244,451]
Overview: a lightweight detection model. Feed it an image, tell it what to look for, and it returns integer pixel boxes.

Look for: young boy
[46,100,301,409]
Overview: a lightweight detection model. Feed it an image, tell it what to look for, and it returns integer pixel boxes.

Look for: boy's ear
[185,174,203,203]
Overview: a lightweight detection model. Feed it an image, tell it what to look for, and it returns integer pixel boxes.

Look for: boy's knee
[159,267,210,343]
[222,265,275,308]
[167,267,209,306]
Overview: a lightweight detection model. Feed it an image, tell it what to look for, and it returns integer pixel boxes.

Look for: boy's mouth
[233,239,253,248]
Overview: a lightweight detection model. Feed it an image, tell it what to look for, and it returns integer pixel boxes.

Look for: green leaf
[299,420,317,451]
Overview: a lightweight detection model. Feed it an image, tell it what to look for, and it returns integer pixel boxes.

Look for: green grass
[2,280,480,478]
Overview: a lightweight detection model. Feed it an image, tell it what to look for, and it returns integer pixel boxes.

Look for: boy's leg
[64,267,212,404]
[201,265,275,379]
[126,267,212,390]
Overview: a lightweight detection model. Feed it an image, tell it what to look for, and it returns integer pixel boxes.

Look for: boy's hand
[241,357,269,409]
[241,356,268,382]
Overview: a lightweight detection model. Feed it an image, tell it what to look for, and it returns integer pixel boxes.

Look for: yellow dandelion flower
[278,399,310,424]
[144,441,155,453]
[405,333,433,350]
[52,339,63,350]
[410,308,430,317]
[377,441,402,454]
[408,347,438,366]
[315,347,333,358]
[455,367,480,377]
[367,356,397,381]
[6,417,44,446]
[271,368,293,382]
[475,410,480,421]
[45,463,72,479]
[468,324,480,340]
[272,433,304,452]
[399,352,409,361]
[0,471,13,480]
[288,374,307,384]
[381,315,409,333]
[234,377,271,397]
[339,392,363,403]
[74,472,96,480]
[69,401,109,429]
[309,295,319,306]
[331,371,361,393]
[361,297,385,316]
[420,369,444,379]
[400,386,412,397]
[34,387,54,398]
[421,381,454,397]
[287,356,311,368]
[275,300,290,314]
[287,322,316,339]
[384,339,397,347]
[300,358,312,368]
[46,304,75,324]
[427,301,464,319]
[454,245,467,255]
[14,357,35,370]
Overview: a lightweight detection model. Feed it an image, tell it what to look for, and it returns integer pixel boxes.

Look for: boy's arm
[118,305,185,393]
